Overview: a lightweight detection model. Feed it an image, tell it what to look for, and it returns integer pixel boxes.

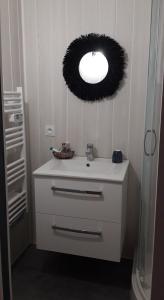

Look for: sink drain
[86,163,90,167]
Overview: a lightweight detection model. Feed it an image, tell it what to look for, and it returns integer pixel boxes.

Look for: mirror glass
[79,51,109,84]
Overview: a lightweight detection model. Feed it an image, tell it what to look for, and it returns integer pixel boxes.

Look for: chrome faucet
[86,143,94,161]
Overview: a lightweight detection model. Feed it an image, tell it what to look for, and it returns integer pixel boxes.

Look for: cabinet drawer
[35,177,123,222]
[36,213,122,262]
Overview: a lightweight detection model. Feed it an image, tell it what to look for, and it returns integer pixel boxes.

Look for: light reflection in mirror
[79,51,109,84]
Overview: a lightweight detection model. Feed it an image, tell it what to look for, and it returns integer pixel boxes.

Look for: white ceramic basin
[33,157,129,182]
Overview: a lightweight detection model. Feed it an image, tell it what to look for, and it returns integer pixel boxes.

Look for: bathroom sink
[33,156,129,182]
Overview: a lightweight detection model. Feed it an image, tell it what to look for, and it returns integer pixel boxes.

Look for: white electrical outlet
[45,125,55,137]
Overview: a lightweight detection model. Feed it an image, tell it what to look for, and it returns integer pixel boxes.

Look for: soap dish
[52,151,75,159]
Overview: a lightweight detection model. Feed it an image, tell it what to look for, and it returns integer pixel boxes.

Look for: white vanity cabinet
[34,158,129,262]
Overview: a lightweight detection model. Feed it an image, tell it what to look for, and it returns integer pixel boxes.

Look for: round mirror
[79,51,109,84]
[63,33,126,101]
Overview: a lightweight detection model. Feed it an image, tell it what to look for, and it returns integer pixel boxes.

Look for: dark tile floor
[12,246,132,300]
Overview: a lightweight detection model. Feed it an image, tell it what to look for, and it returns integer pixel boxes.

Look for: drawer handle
[52,225,102,237]
[51,186,103,197]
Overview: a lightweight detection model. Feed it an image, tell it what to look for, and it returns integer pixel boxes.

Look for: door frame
[151,1,164,298]
[0,30,12,300]
[151,81,164,299]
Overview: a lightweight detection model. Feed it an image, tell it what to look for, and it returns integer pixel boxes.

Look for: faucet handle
[86,143,94,161]
[87,143,93,149]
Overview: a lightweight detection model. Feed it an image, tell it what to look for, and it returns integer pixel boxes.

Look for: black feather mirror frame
[63,33,127,102]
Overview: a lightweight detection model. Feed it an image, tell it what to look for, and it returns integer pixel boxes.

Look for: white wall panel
[47,0,67,157]
[96,0,116,158]
[21,0,41,169]
[36,0,54,163]
[65,0,84,156]
[9,0,21,88]
[112,0,134,158]
[1,0,13,90]
[81,0,100,156]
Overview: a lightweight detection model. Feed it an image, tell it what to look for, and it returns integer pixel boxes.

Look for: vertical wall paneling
[81,0,100,156]
[17,0,23,87]
[0,0,13,90]
[20,0,152,256]
[97,0,116,158]
[112,0,134,158]
[8,0,21,89]
[65,0,84,156]
[21,0,41,169]
[49,0,67,155]
[36,0,53,163]
[49,0,55,141]
[0,0,23,90]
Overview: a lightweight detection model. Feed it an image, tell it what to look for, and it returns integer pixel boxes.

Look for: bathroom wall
[0,0,23,90]
[0,0,31,262]
[21,0,152,257]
